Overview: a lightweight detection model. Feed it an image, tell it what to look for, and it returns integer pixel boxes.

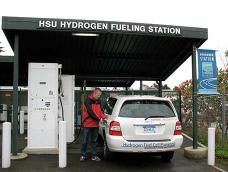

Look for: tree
[217,68,228,93]
[225,50,228,68]
[173,86,179,91]
[178,68,228,132]
[153,83,171,90]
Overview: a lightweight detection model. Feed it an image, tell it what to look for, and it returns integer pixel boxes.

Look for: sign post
[192,46,198,149]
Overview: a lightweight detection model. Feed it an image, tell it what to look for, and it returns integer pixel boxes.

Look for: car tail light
[109,121,122,136]
[174,121,182,135]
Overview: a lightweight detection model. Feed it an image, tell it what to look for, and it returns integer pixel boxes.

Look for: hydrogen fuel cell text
[121,142,175,149]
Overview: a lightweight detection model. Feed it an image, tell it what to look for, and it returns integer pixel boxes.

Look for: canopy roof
[1,16,208,87]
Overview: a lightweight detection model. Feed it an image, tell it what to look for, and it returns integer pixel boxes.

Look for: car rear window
[119,100,175,118]
[104,97,117,115]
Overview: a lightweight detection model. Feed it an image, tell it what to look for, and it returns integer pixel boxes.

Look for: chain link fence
[0,88,182,125]
[181,93,228,144]
[0,88,28,123]
[1,87,226,140]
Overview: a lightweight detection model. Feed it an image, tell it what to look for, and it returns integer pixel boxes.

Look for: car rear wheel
[161,151,174,162]
[104,139,113,160]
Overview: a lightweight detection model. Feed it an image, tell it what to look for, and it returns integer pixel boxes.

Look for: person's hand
[103,118,107,124]
[99,119,104,125]
[100,118,107,125]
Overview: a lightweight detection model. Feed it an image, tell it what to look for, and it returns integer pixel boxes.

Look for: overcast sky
[0,0,227,89]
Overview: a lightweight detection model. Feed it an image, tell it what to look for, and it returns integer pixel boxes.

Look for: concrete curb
[11,153,28,160]
[211,165,227,172]
[184,146,207,159]
[182,133,227,172]
[182,133,207,148]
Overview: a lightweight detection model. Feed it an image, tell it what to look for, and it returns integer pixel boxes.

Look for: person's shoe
[91,156,101,162]
[80,156,86,161]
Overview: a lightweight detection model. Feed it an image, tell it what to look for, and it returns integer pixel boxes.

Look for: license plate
[143,125,156,133]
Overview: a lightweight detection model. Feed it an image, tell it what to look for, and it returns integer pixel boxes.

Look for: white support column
[60,75,75,143]
[208,127,215,166]
[20,111,24,134]
[59,121,67,168]
[2,104,7,122]
[2,122,11,168]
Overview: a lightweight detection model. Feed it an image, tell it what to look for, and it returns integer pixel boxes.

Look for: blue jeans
[81,127,99,157]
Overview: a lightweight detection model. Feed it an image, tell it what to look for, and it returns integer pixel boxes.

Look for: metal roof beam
[75,75,159,81]
[0,56,14,62]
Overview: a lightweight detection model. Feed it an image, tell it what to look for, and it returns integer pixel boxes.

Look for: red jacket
[82,95,106,128]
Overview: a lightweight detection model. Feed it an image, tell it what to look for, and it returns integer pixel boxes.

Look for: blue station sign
[197,49,218,94]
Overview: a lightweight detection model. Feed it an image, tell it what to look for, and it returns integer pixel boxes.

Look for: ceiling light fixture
[72,33,99,37]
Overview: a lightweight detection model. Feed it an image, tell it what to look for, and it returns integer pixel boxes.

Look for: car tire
[104,139,113,160]
[161,151,174,162]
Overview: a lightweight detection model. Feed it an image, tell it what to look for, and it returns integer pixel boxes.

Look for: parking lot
[0,124,225,172]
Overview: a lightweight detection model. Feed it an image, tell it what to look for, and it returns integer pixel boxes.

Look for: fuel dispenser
[24,63,75,154]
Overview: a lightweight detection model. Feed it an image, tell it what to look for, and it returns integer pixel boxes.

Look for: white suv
[99,95,183,161]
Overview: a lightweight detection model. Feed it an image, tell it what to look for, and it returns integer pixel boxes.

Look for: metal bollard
[59,121,67,168]
[208,127,215,166]
[20,111,24,134]
[2,122,11,168]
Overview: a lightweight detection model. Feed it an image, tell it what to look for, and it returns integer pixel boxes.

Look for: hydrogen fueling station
[0,16,209,169]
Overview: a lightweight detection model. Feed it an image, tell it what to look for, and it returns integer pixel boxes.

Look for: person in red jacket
[80,88,106,162]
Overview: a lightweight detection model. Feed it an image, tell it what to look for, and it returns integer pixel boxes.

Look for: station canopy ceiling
[1,16,208,87]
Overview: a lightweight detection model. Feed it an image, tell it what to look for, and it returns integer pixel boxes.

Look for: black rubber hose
[59,96,64,121]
